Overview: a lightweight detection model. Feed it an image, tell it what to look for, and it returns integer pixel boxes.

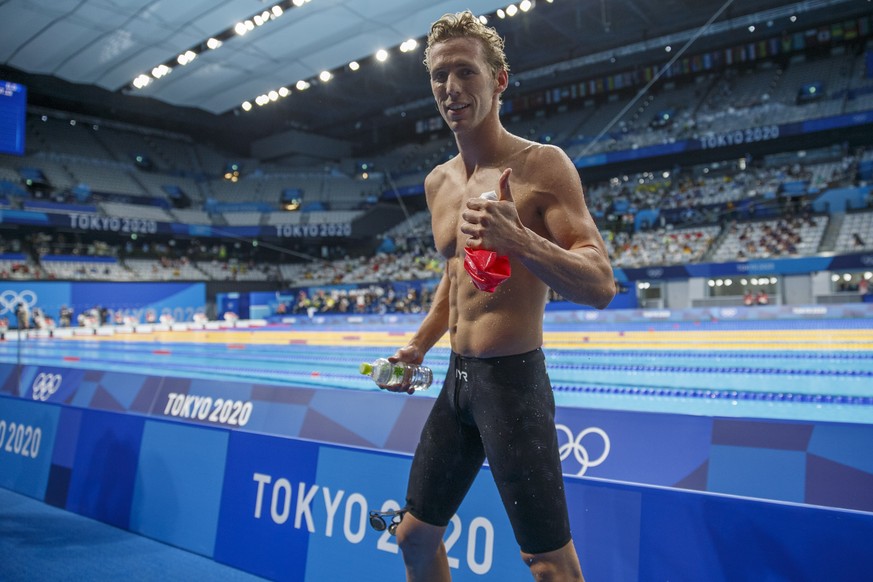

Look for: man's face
[428,37,505,133]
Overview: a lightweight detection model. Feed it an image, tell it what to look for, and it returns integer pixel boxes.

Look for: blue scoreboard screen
[0,80,26,156]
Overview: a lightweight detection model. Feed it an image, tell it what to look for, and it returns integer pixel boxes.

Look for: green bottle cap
[360,362,373,375]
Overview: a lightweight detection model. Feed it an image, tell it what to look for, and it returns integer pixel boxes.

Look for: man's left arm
[463,146,616,308]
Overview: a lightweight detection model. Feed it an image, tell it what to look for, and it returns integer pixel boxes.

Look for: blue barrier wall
[1,394,872,581]
[3,360,873,514]
[0,281,206,327]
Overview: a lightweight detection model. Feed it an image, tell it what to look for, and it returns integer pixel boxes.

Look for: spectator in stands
[743,290,755,306]
[853,232,866,249]
[381,12,613,582]
[15,302,29,330]
[32,307,46,329]
[34,308,55,329]
[756,290,770,306]
[59,305,72,327]
[293,291,311,314]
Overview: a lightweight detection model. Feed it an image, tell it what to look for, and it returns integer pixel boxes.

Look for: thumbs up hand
[460,168,519,292]
[461,168,520,255]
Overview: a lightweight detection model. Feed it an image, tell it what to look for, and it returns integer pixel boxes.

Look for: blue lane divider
[547,362,873,376]
[551,384,873,405]
[548,348,873,361]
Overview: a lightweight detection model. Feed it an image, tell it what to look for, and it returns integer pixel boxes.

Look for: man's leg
[400,354,484,580]
[521,540,585,582]
[395,513,450,582]
[466,352,583,579]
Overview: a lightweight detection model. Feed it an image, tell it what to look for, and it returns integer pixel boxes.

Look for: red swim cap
[463,248,511,293]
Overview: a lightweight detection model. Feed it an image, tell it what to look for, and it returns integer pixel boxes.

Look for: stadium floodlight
[177,50,197,65]
[133,74,151,89]
[235,0,541,113]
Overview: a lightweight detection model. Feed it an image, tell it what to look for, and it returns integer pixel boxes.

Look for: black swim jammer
[405,348,571,554]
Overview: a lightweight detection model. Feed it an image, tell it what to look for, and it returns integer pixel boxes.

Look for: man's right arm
[403,166,452,362]
[392,269,449,365]
[384,167,451,391]
[386,269,450,393]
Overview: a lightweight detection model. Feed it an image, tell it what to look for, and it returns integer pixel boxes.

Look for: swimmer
[380,11,615,582]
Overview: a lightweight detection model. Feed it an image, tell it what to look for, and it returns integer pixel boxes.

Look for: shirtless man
[384,11,615,581]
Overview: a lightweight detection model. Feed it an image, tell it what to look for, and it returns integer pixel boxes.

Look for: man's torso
[427,141,553,357]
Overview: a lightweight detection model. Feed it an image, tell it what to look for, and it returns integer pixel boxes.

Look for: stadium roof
[0,0,865,155]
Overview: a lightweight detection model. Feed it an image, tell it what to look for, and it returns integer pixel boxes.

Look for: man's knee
[520,541,584,582]
[395,513,445,562]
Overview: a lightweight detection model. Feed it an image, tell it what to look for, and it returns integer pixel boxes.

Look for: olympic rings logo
[31,373,62,401]
[556,424,610,477]
[0,290,38,315]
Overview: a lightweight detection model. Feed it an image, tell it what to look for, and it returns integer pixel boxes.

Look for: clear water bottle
[360,358,433,391]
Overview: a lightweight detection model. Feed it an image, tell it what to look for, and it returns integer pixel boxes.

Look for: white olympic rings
[556,424,610,476]
[32,372,62,401]
[0,290,38,315]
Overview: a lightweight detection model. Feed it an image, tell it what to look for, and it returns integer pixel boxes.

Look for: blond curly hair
[424,10,510,78]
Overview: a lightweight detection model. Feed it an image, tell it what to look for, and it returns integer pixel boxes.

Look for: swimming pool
[2,316,871,424]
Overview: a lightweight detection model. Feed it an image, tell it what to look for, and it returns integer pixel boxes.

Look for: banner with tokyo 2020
[212,430,530,581]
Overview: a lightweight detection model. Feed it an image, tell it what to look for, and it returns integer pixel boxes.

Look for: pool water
[2,319,871,424]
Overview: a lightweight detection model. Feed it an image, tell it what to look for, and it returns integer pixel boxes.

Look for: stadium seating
[0,35,870,291]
